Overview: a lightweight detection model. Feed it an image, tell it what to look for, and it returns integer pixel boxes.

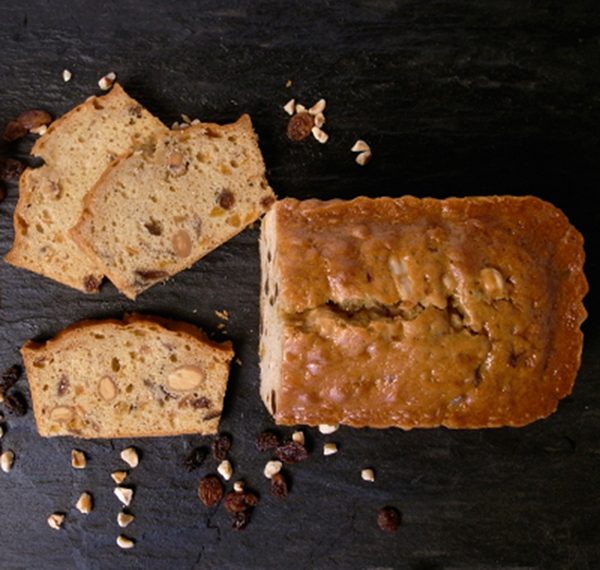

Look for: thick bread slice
[71,114,275,299]
[259,196,588,429]
[21,314,234,438]
[5,84,168,292]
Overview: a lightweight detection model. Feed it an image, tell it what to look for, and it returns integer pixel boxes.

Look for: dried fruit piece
[17,110,52,131]
[255,430,280,452]
[184,446,208,471]
[3,392,27,416]
[0,365,21,394]
[47,513,65,530]
[120,447,139,468]
[212,433,231,461]
[198,475,223,507]
[3,121,28,142]
[274,441,308,464]
[377,506,401,533]
[287,112,314,141]
[223,490,259,513]
[71,449,87,469]
[217,189,235,210]
[271,472,288,499]
[231,510,251,530]
[116,535,134,549]
[0,158,25,182]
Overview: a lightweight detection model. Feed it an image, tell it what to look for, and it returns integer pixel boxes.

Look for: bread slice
[21,314,234,438]
[5,84,168,292]
[259,196,588,429]
[71,114,275,299]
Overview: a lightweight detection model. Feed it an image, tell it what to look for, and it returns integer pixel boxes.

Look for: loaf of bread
[5,84,167,292]
[22,314,234,438]
[259,196,588,429]
[72,114,275,299]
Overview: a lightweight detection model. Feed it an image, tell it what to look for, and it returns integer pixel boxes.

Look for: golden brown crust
[264,196,588,429]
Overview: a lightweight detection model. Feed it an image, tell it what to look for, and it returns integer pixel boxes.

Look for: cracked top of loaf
[262,196,588,429]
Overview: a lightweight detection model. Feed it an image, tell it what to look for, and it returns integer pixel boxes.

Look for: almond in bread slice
[5,84,168,293]
[21,314,234,438]
[71,114,275,299]
[259,196,588,429]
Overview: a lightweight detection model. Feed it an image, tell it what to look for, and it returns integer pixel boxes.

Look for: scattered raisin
[3,392,27,416]
[212,433,231,461]
[377,506,402,533]
[271,472,288,499]
[83,275,101,292]
[191,397,211,409]
[0,365,21,393]
[198,475,223,507]
[0,158,25,182]
[16,109,52,130]
[231,510,251,530]
[255,430,280,452]
[286,112,314,141]
[2,121,28,142]
[274,441,308,464]
[217,189,235,210]
[184,446,208,471]
[57,375,70,396]
[223,490,259,513]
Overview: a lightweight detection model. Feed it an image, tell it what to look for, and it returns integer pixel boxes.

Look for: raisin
[0,365,21,393]
[271,472,288,499]
[212,433,231,461]
[191,397,211,409]
[260,195,275,209]
[231,510,251,530]
[286,112,314,141]
[377,506,401,533]
[0,158,25,182]
[2,121,28,142]
[3,392,27,416]
[224,490,259,513]
[57,375,70,396]
[184,446,208,471]
[16,109,52,130]
[255,430,280,452]
[198,475,223,507]
[83,275,101,292]
[217,189,235,210]
[274,441,308,464]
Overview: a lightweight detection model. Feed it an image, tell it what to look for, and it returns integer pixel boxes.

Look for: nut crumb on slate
[283,98,296,116]
[308,98,326,115]
[351,139,370,153]
[271,472,288,499]
[30,124,48,136]
[287,112,314,141]
[233,480,245,493]
[98,72,116,91]
[355,151,372,166]
[361,468,375,482]
[263,460,283,479]
[323,442,338,456]
[255,430,280,452]
[111,470,128,484]
[120,447,139,468]
[184,446,208,471]
[318,424,339,435]
[62,69,72,82]
[285,79,293,88]
[198,475,224,507]
[76,492,93,514]
[116,535,135,549]
[114,486,133,507]
[212,433,232,461]
[313,112,326,128]
[117,511,135,528]
[292,430,305,445]
[311,126,329,144]
[215,309,230,321]
[295,103,307,113]
[377,506,401,533]
[48,513,65,530]
[1,450,15,473]
[217,459,233,481]
[275,441,309,464]
[71,449,87,469]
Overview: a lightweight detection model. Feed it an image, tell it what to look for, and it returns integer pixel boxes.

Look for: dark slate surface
[1,2,599,569]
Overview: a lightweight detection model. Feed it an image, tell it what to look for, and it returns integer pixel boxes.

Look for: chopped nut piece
[0,425,4,439]
[355,151,372,166]
[323,443,338,456]
[71,449,87,469]
[233,480,245,493]
[1,450,15,473]
[120,447,139,468]
[308,98,326,115]
[313,112,326,128]
[117,511,135,528]
[47,513,65,530]
[75,492,93,514]
[283,98,296,116]
[295,103,307,114]
[217,459,233,481]
[292,430,305,445]
[116,535,135,549]
[30,124,48,136]
[168,365,204,392]
[351,139,370,153]
[181,113,192,124]
[111,470,128,484]
[361,468,375,482]
[311,126,329,144]
[198,475,223,507]
[0,365,21,394]
[263,460,283,479]
[285,79,293,88]
[62,69,72,82]
[214,309,230,321]
[114,486,133,507]
[377,506,401,533]
[318,424,339,434]
[98,72,116,91]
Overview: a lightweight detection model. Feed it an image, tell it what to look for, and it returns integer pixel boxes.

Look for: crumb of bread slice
[5,84,167,293]
[21,314,234,438]
[71,114,275,299]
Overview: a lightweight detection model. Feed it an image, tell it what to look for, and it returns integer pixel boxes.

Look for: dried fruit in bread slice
[5,84,168,293]
[21,314,234,438]
[72,114,275,299]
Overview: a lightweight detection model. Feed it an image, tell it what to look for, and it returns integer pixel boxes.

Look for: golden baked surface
[265,196,588,429]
